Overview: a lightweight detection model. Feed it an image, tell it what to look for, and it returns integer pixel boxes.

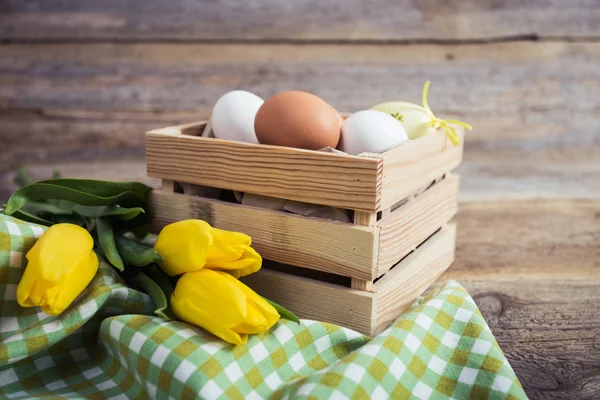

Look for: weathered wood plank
[1,42,599,204]
[446,200,600,280]
[0,1,598,40]
[443,199,600,399]
[3,42,599,120]
[463,281,600,400]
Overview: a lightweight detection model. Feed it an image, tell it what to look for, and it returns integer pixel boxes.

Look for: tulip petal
[155,220,213,276]
[172,298,248,346]
[233,302,271,334]
[17,223,98,316]
[46,251,99,316]
[26,224,94,282]
[234,279,280,329]
[205,228,251,264]
[170,270,279,345]
[171,270,246,327]
[209,246,262,278]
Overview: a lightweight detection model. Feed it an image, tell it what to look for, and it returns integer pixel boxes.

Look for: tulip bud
[204,227,261,278]
[17,223,98,316]
[154,220,262,278]
[154,220,213,276]
[171,269,279,345]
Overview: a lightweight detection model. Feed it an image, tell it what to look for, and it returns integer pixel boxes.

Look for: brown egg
[254,91,342,150]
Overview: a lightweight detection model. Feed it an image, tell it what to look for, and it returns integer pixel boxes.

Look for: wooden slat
[373,224,456,334]
[4,41,597,201]
[350,280,373,292]
[375,130,463,210]
[160,180,176,192]
[150,190,380,280]
[146,131,383,211]
[241,269,375,335]
[0,1,597,40]
[376,174,459,276]
[351,210,378,290]
[353,211,377,226]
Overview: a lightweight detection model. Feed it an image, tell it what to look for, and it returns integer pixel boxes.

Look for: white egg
[211,90,264,143]
[339,110,408,155]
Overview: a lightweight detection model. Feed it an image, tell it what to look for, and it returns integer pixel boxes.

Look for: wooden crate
[147,121,463,335]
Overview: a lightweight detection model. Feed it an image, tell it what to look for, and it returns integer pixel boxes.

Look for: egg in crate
[254,91,342,150]
[211,90,264,143]
[338,110,409,155]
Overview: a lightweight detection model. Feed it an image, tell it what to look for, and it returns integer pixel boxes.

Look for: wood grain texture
[2,41,599,201]
[376,174,459,276]
[464,280,600,400]
[353,211,377,226]
[444,199,600,399]
[446,200,600,281]
[241,269,375,335]
[150,190,380,280]
[146,131,383,211]
[374,130,463,210]
[352,211,378,290]
[0,1,598,41]
[243,225,455,336]
[374,223,456,334]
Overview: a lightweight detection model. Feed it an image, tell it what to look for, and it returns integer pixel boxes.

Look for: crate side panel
[146,132,382,211]
[242,269,375,335]
[376,174,459,276]
[377,129,464,210]
[373,224,457,335]
[150,190,379,280]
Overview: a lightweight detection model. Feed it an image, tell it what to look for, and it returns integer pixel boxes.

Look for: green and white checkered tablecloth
[0,215,526,399]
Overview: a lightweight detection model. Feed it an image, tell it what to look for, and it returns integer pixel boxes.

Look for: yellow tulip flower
[17,223,98,316]
[154,220,261,278]
[171,269,279,345]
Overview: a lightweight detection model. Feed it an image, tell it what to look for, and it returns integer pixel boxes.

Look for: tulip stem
[263,297,300,324]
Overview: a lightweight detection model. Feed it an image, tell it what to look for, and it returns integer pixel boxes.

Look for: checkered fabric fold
[0,215,526,399]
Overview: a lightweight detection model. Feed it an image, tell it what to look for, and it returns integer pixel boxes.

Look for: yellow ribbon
[422,81,473,146]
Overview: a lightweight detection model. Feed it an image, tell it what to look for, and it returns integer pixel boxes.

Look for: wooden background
[1,1,599,398]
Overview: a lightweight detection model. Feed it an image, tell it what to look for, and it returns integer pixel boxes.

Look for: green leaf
[73,205,145,220]
[38,179,151,200]
[263,297,300,323]
[49,199,75,213]
[146,264,174,303]
[96,217,124,271]
[11,209,53,226]
[115,235,163,267]
[132,270,173,320]
[3,181,148,216]
[22,201,73,216]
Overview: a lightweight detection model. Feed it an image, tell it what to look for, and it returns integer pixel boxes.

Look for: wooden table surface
[1,2,599,398]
